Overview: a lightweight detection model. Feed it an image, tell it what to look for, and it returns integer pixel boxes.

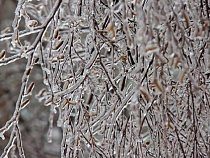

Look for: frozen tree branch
[0,0,209,157]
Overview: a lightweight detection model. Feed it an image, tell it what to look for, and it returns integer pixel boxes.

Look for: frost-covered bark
[0,0,209,157]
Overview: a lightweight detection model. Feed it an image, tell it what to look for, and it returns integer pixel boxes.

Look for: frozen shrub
[0,0,209,157]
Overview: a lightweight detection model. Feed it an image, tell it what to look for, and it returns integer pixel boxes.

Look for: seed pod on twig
[61,99,68,108]
[54,40,64,50]
[21,99,30,109]
[63,80,70,90]
[53,28,59,39]
[183,11,190,29]
[34,57,39,64]
[44,97,53,106]
[1,27,11,34]
[121,55,127,63]
[0,50,6,60]
[12,30,22,47]
[25,68,31,76]
[153,78,163,92]
[36,88,46,98]
[140,88,151,103]
[67,100,77,105]
[26,20,38,29]
[120,75,126,91]
[107,23,115,37]
[26,82,35,95]
[146,45,158,52]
